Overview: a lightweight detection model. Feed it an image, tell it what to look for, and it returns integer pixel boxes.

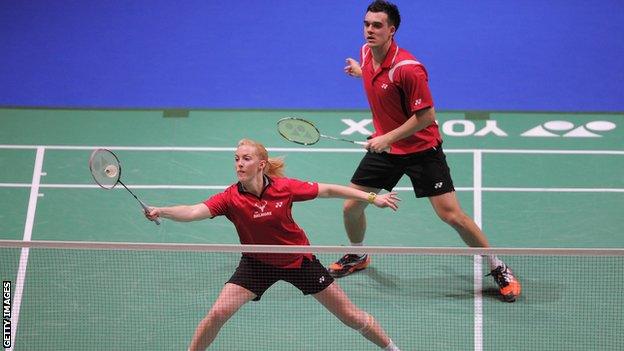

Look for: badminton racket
[277,117,368,146]
[88,148,161,225]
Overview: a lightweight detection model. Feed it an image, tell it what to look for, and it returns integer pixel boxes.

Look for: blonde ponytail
[265,157,285,178]
[237,138,286,178]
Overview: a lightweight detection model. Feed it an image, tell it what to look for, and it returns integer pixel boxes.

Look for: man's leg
[429,192,521,302]
[343,183,380,244]
[328,183,380,278]
[428,192,490,247]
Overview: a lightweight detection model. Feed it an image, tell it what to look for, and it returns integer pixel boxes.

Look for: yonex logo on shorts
[434,182,443,189]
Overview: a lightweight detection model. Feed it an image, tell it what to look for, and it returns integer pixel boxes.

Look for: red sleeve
[396,65,434,114]
[287,178,319,202]
[359,44,369,67]
[203,191,229,218]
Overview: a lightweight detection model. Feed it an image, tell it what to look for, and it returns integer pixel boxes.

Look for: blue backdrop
[1,0,623,112]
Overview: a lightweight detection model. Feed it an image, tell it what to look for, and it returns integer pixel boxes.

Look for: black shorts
[227,255,334,301]
[351,143,455,198]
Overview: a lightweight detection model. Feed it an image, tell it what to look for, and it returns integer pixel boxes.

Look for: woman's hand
[372,191,400,211]
[144,207,161,222]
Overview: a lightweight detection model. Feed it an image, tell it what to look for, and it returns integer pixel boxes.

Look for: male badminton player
[327,0,521,302]
[145,139,402,351]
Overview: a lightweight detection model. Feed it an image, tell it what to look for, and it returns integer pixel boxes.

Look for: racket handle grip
[139,200,161,225]
[355,140,391,153]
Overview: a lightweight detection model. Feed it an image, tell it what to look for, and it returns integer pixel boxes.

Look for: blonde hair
[237,139,285,178]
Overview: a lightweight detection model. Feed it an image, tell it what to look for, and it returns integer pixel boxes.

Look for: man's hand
[366,135,392,153]
[344,58,362,78]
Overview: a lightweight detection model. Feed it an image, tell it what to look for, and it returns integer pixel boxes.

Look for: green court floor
[1,108,623,350]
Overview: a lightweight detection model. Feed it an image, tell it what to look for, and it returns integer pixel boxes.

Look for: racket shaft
[320,134,366,145]
[320,134,390,151]
[119,181,161,225]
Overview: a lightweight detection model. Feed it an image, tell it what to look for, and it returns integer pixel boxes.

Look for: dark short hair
[367,0,401,31]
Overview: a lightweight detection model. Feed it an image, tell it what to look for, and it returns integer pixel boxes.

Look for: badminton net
[0,240,622,351]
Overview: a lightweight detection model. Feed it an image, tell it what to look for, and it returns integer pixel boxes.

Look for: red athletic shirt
[360,40,441,154]
[204,176,318,268]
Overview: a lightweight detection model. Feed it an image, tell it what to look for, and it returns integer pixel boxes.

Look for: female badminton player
[145,139,402,351]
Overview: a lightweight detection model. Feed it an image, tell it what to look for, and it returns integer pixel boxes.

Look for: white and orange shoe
[487,264,522,302]
[328,254,371,278]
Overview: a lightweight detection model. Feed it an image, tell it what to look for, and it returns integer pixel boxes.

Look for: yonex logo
[434,182,443,189]
[275,202,283,208]
[521,120,616,137]
[341,119,373,136]
[381,83,388,90]
[319,276,325,284]
[413,98,422,106]
[341,118,617,139]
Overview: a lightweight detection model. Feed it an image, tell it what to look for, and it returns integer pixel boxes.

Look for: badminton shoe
[328,254,370,278]
[487,264,521,302]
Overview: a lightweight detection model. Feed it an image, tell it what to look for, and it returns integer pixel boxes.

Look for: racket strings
[89,149,121,189]
[277,118,320,145]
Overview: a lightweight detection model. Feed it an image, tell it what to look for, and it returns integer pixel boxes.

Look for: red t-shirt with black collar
[360,40,441,154]
[203,176,318,268]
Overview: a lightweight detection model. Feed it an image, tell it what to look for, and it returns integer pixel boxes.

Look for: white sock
[350,242,366,257]
[383,340,400,351]
[486,255,504,270]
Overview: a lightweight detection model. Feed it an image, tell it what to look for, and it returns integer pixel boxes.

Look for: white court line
[0,145,364,153]
[1,183,623,193]
[9,147,45,351]
[482,187,624,193]
[473,151,483,351]
[1,144,624,155]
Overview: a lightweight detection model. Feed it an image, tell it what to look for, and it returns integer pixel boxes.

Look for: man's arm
[366,107,436,153]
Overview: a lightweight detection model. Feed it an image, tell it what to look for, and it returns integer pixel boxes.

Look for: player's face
[234,145,266,182]
[363,11,395,48]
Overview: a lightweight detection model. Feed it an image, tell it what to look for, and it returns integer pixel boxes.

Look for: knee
[353,313,375,335]
[206,306,233,326]
[437,209,467,228]
[341,310,370,331]
[343,199,365,218]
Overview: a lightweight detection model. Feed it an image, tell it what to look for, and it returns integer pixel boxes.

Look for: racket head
[276,117,321,145]
[89,148,121,190]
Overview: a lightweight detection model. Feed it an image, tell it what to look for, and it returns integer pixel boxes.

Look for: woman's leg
[312,282,394,349]
[188,283,256,351]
